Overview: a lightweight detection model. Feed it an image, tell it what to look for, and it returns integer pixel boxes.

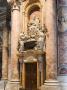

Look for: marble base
[41,80,61,90]
[5,81,20,90]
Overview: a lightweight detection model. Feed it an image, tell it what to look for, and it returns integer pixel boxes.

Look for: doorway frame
[25,62,37,90]
[20,61,41,89]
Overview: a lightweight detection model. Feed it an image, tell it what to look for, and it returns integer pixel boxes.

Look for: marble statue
[18,16,47,52]
[36,30,45,50]
[18,32,31,52]
[28,16,46,51]
[18,33,25,52]
[27,16,41,37]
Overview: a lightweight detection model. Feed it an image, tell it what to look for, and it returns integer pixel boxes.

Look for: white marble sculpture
[27,16,46,51]
[18,16,47,52]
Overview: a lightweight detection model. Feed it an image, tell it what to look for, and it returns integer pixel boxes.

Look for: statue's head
[19,33,25,40]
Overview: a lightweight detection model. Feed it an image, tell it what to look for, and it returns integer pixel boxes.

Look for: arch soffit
[23,0,45,14]
[25,3,41,16]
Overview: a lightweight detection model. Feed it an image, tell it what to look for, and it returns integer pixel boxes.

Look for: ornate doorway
[25,63,37,90]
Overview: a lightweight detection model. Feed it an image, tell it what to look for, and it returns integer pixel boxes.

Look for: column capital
[11,2,20,12]
[7,0,21,11]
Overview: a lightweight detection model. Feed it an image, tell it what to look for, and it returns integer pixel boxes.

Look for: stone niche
[27,5,41,37]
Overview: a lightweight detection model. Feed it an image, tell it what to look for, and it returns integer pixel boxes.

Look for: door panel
[25,63,37,90]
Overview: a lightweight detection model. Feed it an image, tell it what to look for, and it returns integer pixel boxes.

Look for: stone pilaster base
[5,81,20,90]
[41,80,61,90]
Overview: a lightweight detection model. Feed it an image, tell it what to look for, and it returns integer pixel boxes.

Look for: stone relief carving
[27,16,41,37]
[27,16,47,50]
[18,33,25,52]
[18,33,30,52]
[18,16,47,52]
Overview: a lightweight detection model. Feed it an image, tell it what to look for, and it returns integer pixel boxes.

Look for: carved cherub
[18,32,31,52]
[27,16,47,51]
[18,33,25,52]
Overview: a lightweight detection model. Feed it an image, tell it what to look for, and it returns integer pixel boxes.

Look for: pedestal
[5,81,20,90]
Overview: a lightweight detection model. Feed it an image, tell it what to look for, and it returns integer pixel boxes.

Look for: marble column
[11,2,20,81]
[6,2,21,90]
[2,25,8,80]
[45,0,57,80]
[41,0,60,90]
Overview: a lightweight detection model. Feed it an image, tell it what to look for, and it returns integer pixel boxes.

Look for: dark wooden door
[25,63,37,90]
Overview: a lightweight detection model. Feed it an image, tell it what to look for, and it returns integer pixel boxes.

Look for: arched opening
[28,5,40,19]
[28,5,41,21]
